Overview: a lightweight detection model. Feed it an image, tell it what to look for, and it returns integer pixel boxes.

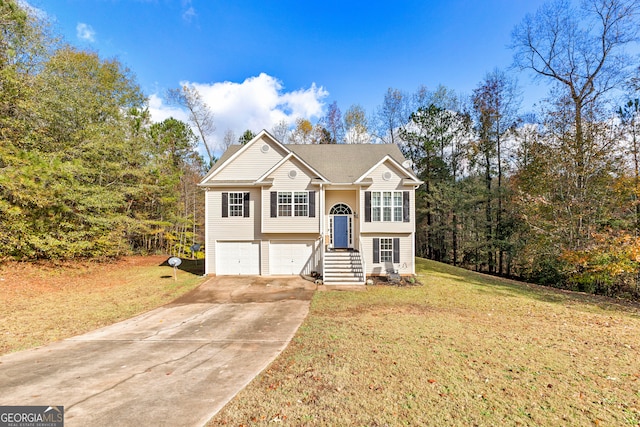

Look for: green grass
[209,258,640,426]
[0,255,206,354]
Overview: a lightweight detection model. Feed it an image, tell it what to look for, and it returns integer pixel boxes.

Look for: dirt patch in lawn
[0,255,206,355]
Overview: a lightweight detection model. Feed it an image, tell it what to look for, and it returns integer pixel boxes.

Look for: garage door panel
[270,241,314,275]
[217,241,260,275]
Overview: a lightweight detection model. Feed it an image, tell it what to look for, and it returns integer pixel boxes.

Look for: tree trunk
[485,155,494,273]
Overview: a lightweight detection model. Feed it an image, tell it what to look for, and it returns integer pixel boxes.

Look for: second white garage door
[269,241,315,275]
[216,241,260,275]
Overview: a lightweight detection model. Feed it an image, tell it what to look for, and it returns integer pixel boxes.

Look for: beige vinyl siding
[204,187,263,275]
[213,136,287,181]
[208,188,263,240]
[360,234,414,276]
[261,160,320,233]
[360,162,415,234]
[325,190,357,213]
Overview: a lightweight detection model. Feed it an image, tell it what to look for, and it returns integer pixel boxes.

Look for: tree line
[383,0,640,300]
[0,1,206,259]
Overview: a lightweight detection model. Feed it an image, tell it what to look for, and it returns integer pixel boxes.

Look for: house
[198,130,423,284]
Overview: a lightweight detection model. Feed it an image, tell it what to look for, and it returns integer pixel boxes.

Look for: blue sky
[32,0,548,151]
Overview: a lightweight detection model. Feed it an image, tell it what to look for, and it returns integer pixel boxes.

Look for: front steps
[323,251,365,285]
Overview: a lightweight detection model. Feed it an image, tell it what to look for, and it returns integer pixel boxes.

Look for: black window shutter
[308,191,316,217]
[222,192,228,218]
[403,191,410,222]
[364,191,371,222]
[243,192,250,218]
[373,238,379,263]
[393,238,400,263]
[270,192,277,218]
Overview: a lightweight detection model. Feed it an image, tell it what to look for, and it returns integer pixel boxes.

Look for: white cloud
[148,93,188,123]
[181,0,196,23]
[182,6,196,22]
[148,73,328,156]
[76,23,96,42]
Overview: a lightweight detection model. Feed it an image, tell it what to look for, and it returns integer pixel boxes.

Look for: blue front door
[334,216,349,248]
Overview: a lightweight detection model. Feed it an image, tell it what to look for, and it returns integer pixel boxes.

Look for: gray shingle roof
[286,144,412,183]
[201,139,417,185]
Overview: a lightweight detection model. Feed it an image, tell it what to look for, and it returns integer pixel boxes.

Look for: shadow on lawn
[159,257,205,276]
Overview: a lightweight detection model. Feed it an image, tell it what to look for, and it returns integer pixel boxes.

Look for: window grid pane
[383,207,392,221]
[294,205,308,216]
[278,205,292,216]
[372,207,381,222]
[277,191,309,217]
[380,238,393,262]
[371,191,404,222]
[294,192,308,217]
[278,192,292,217]
[394,192,402,221]
[394,206,402,222]
[229,192,244,217]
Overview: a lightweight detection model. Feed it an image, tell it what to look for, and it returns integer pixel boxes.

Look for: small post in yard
[168,256,182,282]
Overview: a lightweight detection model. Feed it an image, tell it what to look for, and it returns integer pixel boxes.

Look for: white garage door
[269,241,315,275]
[216,241,260,275]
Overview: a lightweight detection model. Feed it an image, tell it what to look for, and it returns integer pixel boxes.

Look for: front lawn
[209,258,640,426]
[0,255,205,354]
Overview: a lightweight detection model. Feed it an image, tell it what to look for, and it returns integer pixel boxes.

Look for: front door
[334,216,349,248]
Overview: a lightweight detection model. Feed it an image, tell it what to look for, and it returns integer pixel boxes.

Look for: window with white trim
[372,191,403,222]
[372,192,381,221]
[373,237,400,264]
[394,192,403,222]
[277,192,292,217]
[228,192,244,217]
[294,192,308,216]
[380,238,393,262]
[277,191,308,217]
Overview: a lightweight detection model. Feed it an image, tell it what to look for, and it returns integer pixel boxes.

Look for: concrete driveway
[0,276,315,427]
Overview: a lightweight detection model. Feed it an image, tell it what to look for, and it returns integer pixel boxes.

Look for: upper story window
[294,192,308,216]
[367,191,408,222]
[271,191,316,218]
[277,192,292,216]
[228,192,245,217]
[222,192,249,218]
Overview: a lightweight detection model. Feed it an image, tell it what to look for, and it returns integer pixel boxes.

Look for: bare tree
[320,101,343,143]
[166,84,216,166]
[511,0,639,251]
[375,88,410,145]
[271,119,289,143]
[511,0,639,193]
[222,129,235,150]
